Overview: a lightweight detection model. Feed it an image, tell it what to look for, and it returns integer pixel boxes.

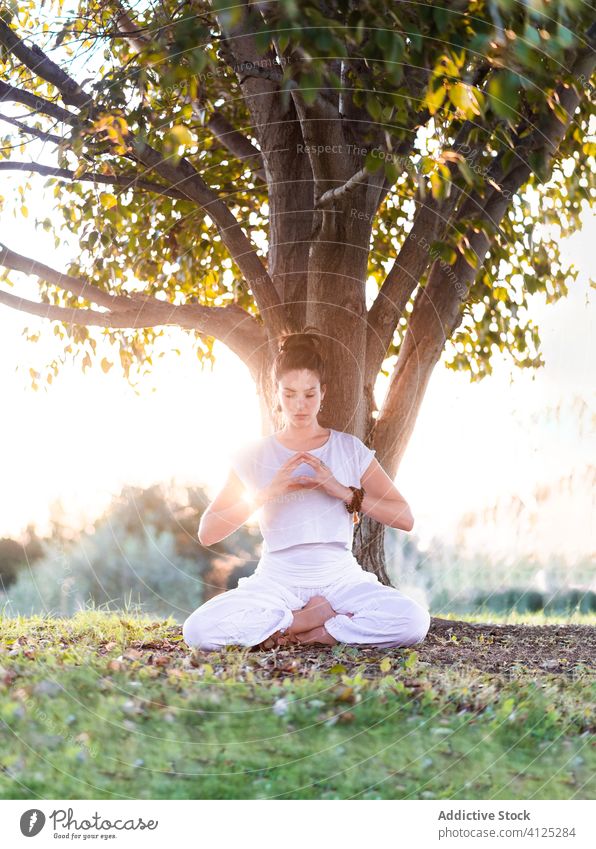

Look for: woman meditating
[183,328,431,651]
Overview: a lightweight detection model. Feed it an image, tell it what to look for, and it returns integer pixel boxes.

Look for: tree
[0,524,44,591]
[0,1,594,583]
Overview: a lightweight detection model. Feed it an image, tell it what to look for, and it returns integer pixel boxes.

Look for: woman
[183,328,431,651]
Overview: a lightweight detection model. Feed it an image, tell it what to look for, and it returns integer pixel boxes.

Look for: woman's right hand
[254,453,310,508]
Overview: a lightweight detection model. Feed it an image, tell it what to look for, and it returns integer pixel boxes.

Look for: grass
[432,609,596,626]
[0,609,594,800]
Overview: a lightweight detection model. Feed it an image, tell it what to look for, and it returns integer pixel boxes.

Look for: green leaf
[366,93,382,121]
[487,71,520,122]
[365,150,384,173]
[528,149,549,181]
[459,243,479,269]
[404,650,418,670]
[298,71,321,106]
[548,94,568,126]
[383,160,399,184]
[430,241,457,263]
[456,157,475,186]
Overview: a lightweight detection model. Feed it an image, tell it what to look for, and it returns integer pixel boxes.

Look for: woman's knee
[182,608,220,650]
[374,594,431,646]
[182,591,293,650]
[401,599,431,645]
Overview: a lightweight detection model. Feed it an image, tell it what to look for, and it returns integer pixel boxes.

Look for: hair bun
[278,325,322,354]
[273,326,326,386]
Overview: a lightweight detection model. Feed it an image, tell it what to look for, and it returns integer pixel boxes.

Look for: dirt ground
[121,617,595,680]
[412,617,595,676]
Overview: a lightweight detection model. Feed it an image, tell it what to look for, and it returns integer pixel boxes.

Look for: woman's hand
[254,453,318,507]
[290,453,351,502]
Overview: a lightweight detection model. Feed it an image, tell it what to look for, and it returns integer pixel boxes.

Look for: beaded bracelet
[345,485,365,524]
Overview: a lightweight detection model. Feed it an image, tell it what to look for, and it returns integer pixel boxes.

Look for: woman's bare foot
[256,599,354,649]
[286,594,338,635]
[257,630,285,650]
[294,624,338,646]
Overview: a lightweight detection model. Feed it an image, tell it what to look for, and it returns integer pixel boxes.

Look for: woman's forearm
[337,485,414,532]
[198,497,258,546]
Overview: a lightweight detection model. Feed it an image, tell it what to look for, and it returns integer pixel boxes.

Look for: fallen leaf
[338,711,355,723]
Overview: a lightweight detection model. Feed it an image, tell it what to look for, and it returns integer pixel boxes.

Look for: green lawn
[0,610,594,799]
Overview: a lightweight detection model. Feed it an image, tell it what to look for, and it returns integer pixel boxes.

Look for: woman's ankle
[287,595,337,633]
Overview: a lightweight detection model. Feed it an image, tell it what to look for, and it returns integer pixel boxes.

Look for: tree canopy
[0,1,594,474]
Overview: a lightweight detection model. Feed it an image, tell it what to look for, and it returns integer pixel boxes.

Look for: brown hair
[272,325,327,387]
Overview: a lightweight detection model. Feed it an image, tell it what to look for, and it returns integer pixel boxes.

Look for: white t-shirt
[228,428,376,556]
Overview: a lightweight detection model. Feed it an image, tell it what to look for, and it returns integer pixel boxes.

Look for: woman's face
[277,370,325,426]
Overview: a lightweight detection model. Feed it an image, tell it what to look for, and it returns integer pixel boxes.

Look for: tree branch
[0,241,134,310]
[0,111,64,144]
[372,46,596,476]
[0,18,94,111]
[364,192,462,387]
[0,80,79,125]
[365,121,487,385]
[0,241,263,361]
[128,137,284,330]
[315,165,370,209]
[0,161,198,200]
[0,286,263,361]
[1,16,283,334]
[0,287,130,325]
[111,1,153,52]
[204,112,266,182]
[107,2,267,184]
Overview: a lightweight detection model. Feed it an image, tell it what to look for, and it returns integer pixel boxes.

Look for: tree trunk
[255,254,394,584]
[353,513,392,585]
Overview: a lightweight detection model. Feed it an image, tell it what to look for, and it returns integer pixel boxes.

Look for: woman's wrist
[335,483,354,505]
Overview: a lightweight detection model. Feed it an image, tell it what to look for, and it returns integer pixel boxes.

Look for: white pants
[182,556,431,651]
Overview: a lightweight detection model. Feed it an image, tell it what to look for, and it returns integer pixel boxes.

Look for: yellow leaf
[425,79,447,115]
[430,171,449,200]
[449,83,483,117]
[169,125,195,146]
[380,657,392,673]
[100,192,117,209]
[100,357,113,373]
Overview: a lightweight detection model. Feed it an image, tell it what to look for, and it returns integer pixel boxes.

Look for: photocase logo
[20,809,46,836]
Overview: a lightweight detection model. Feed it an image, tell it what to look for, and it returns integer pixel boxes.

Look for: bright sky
[0,197,593,565]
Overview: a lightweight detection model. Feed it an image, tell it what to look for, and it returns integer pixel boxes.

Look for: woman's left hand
[291,453,348,501]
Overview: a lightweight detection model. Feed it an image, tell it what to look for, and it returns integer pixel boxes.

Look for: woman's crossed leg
[182,574,309,651]
[320,576,431,648]
[183,571,430,651]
